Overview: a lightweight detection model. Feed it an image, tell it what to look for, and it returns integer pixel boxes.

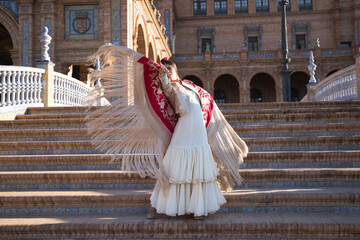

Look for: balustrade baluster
[19,71,25,104]
[6,71,13,106]
[0,71,6,107]
[35,72,41,103]
[11,70,18,106]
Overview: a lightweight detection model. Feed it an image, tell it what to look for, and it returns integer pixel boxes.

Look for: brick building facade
[0,0,359,102]
[0,0,171,84]
[156,0,359,102]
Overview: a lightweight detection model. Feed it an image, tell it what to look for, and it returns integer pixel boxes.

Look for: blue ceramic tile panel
[64,5,99,40]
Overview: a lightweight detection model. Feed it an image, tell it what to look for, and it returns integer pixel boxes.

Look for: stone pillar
[17,0,34,66]
[36,26,55,107]
[36,60,55,107]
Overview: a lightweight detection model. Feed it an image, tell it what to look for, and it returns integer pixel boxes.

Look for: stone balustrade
[0,65,96,119]
[53,72,92,106]
[0,66,44,109]
[303,65,358,102]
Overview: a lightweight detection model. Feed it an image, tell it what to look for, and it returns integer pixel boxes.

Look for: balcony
[256,7,269,13]
[214,9,228,15]
[174,47,355,63]
[193,9,207,16]
[299,4,312,11]
[235,8,248,14]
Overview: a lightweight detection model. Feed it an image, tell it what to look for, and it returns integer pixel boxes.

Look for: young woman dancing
[87,45,248,220]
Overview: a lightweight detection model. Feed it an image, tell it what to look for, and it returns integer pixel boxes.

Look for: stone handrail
[53,72,92,106]
[0,66,44,108]
[303,65,358,102]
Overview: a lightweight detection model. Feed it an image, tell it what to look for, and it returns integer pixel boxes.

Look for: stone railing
[53,72,92,106]
[0,66,45,109]
[303,64,358,102]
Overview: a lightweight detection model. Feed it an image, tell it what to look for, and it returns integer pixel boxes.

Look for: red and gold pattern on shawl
[183,80,214,127]
[137,56,178,133]
[137,56,214,132]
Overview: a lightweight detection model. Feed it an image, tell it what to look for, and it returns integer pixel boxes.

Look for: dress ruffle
[150,143,226,216]
[163,143,218,184]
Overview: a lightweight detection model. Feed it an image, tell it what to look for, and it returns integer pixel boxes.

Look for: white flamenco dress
[150,79,226,217]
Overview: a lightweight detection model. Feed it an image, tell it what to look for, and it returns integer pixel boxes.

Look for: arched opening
[184,75,203,88]
[136,25,146,56]
[0,23,13,65]
[214,74,239,103]
[250,89,262,102]
[148,43,155,61]
[326,70,339,78]
[250,73,276,102]
[290,71,309,101]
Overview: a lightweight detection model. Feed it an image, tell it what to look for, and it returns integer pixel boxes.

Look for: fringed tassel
[86,44,170,187]
[208,104,248,191]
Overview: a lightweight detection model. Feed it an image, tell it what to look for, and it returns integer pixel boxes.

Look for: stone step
[226,112,360,123]
[0,119,86,129]
[19,106,360,120]
[218,100,360,110]
[0,188,359,216]
[1,124,358,142]
[235,123,360,138]
[1,136,359,155]
[1,169,359,191]
[222,106,360,115]
[0,151,359,171]
[0,213,359,239]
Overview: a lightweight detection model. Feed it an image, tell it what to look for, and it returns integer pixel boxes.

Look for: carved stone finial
[308,51,317,84]
[39,26,52,61]
[316,38,320,48]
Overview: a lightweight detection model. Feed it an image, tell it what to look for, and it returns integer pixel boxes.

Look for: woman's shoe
[193,215,204,220]
[147,207,157,219]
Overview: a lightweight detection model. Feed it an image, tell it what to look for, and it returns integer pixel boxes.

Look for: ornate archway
[184,75,203,88]
[136,24,146,56]
[0,6,19,65]
[290,71,309,101]
[214,74,239,103]
[250,73,276,102]
[0,23,13,65]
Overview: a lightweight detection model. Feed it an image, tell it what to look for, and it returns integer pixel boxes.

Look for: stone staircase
[0,101,359,239]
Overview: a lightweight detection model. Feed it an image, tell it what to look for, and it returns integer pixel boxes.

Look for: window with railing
[214,0,227,15]
[277,0,291,12]
[248,37,259,51]
[194,0,207,16]
[235,0,248,14]
[299,0,312,11]
[256,0,269,13]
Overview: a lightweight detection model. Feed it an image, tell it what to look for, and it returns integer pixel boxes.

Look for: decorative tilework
[175,56,187,61]
[357,23,359,46]
[340,49,352,55]
[193,55,204,60]
[22,19,29,66]
[321,50,333,55]
[0,0,18,17]
[229,54,240,58]
[64,5,99,40]
[247,53,258,58]
[211,54,222,59]
[266,52,276,57]
[165,9,170,46]
[111,0,121,45]
[302,51,311,56]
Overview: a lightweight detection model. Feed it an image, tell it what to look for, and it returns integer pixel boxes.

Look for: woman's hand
[158,65,168,76]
